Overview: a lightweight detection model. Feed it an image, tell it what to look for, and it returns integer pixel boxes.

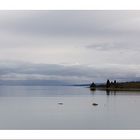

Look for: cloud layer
[0,11,139,83]
[0,61,139,84]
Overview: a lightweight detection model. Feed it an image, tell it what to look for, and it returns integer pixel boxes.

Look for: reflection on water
[105,89,116,95]
[0,86,140,129]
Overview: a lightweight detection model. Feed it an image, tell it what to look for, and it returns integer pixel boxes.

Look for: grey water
[0,86,140,129]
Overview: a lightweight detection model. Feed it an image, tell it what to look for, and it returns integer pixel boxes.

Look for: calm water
[0,86,140,129]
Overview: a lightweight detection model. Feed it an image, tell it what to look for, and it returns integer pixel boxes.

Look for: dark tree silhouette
[110,81,113,86]
[90,82,96,90]
[90,82,96,88]
[114,80,117,88]
[106,79,110,88]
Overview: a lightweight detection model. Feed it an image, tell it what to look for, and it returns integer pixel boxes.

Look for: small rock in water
[92,103,98,106]
[58,103,63,105]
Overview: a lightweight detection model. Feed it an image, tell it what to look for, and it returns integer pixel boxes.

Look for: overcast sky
[0,10,140,84]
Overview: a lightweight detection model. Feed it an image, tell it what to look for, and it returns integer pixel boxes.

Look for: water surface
[0,86,140,129]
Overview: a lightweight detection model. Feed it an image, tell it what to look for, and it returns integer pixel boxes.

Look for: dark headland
[90,80,140,91]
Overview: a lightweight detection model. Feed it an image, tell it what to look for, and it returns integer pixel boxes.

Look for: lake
[0,86,140,129]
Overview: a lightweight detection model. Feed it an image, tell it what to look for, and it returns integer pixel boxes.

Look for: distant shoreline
[90,80,140,91]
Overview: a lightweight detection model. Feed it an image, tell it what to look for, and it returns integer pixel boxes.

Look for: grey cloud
[0,62,139,83]
[0,11,140,50]
[1,11,140,37]
[83,39,140,52]
[85,42,117,51]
